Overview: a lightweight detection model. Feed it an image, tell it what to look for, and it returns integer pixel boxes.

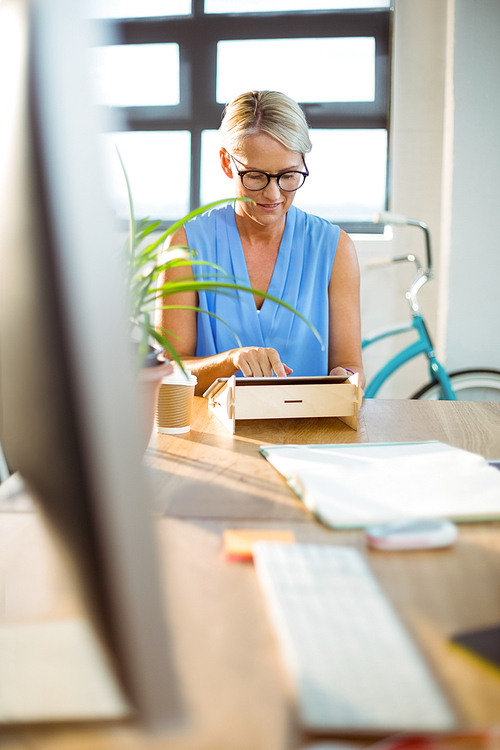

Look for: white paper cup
[155,367,197,434]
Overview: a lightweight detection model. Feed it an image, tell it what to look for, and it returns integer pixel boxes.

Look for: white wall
[359,0,500,397]
[442,0,500,371]
[358,0,450,397]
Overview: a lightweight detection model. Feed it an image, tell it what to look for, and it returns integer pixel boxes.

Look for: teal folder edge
[260,440,442,455]
[259,441,500,530]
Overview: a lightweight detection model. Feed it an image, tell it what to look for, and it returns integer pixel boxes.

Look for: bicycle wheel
[412,369,500,401]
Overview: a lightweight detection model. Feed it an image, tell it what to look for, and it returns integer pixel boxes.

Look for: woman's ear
[220,149,233,179]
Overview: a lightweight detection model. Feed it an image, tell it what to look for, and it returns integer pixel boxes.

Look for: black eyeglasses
[229,154,309,192]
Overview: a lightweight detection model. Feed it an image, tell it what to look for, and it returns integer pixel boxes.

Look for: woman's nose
[261,177,282,201]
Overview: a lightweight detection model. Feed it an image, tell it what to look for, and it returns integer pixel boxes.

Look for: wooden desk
[2,400,500,750]
[145,398,500,519]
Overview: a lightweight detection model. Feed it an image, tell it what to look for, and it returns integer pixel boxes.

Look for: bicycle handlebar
[373,212,433,273]
[369,213,436,314]
[366,253,421,271]
[366,255,429,315]
[373,211,409,226]
[365,255,394,269]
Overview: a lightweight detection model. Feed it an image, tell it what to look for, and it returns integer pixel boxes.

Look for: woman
[156,90,365,395]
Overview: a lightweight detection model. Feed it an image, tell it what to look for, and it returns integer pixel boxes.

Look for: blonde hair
[219,90,312,156]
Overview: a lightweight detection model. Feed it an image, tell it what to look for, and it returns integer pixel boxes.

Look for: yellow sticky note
[223,529,295,561]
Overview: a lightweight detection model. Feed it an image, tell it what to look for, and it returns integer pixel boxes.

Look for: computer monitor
[0,0,182,730]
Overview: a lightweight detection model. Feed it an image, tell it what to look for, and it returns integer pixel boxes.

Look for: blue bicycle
[362,213,500,400]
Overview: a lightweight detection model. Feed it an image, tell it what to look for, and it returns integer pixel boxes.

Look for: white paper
[261,441,500,528]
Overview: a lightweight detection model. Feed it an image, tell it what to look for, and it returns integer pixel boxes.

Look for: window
[90,43,180,107]
[101,131,191,221]
[88,2,392,232]
[84,0,191,19]
[216,37,376,103]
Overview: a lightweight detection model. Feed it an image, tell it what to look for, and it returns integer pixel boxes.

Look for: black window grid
[94,4,393,233]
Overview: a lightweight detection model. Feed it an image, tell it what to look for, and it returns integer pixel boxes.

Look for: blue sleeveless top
[185,204,340,376]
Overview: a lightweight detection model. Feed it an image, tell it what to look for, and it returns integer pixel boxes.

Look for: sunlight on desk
[1,399,500,748]
[0,619,129,722]
[0,477,130,723]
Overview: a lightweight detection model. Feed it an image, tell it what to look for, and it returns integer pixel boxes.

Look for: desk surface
[2,399,500,750]
[146,398,500,520]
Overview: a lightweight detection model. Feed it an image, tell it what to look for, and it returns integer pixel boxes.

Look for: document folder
[260,441,500,528]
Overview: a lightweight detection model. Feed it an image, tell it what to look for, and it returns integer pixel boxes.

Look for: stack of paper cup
[155,367,197,434]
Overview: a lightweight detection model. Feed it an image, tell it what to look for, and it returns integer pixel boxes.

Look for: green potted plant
[118,152,322,449]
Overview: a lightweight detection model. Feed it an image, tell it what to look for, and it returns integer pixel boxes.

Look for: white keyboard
[253,542,458,734]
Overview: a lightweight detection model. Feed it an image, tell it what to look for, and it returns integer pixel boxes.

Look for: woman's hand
[231,347,293,378]
[329,366,355,378]
[330,366,365,398]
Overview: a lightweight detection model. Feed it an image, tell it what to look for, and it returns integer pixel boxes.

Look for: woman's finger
[236,347,266,377]
[238,357,254,377]
[329,366,352,378]
[235,347,289,378]
[267,348,287,377]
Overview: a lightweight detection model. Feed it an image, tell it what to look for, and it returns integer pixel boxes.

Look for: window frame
[95,2,393,233]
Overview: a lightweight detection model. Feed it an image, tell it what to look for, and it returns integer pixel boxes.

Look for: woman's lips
[257,202,281,210]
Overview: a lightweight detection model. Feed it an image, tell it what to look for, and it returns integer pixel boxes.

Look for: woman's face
[220,132,304,231]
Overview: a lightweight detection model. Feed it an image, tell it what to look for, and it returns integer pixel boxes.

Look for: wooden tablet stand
[203,374,363,434]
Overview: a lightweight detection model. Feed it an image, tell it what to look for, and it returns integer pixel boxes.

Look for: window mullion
[182,33,218,209]
[190,128,202,212]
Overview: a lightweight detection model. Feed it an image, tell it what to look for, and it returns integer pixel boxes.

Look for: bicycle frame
[364,213,459,400]
[362,313,457,400]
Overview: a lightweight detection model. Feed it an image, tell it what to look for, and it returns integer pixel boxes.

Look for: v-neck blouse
[185,204,340,376]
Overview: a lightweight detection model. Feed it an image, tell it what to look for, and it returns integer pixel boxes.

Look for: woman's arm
[155,227,290,395]
[327,230,366,390]
[155,226,198,361]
